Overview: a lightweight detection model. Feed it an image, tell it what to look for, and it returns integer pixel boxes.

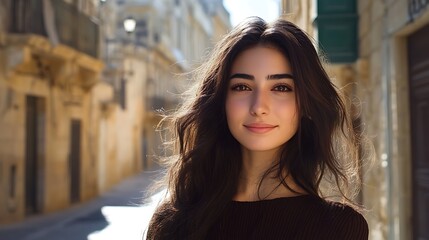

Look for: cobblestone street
[0,169,164,240]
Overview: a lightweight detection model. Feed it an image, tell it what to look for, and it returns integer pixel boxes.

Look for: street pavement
[0,168,166,240]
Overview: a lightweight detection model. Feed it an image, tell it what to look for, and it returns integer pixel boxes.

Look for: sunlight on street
[88,191,165,240]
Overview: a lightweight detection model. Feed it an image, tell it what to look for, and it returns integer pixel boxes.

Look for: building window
[154,32,160,43]
[119,78,127,110]
[9,165,16,198]
[136,19,148,45]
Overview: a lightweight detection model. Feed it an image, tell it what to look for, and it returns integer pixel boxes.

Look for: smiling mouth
[243,124,277,133]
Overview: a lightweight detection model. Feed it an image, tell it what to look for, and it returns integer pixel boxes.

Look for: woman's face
[225,46,299,154]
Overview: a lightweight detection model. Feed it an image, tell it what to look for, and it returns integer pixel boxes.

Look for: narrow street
[0,169,164,240]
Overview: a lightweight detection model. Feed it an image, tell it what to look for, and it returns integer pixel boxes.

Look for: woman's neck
[233,148,304,201]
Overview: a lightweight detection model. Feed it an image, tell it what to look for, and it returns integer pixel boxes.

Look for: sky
[223,0,281,26]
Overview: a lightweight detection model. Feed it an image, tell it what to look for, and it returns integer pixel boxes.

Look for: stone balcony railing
[146,96,180,115]
[409,0,429,20]
[9,0,99,58]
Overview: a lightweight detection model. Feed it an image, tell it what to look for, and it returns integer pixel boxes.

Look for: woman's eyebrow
[229,73,254,80]
[229,73,294,80]
[267,73,294,80]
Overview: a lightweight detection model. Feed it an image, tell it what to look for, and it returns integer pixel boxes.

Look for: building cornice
[3,34,104,90]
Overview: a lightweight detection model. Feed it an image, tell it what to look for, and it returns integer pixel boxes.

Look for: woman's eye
[231,84,251,91]
[272,85,292,92]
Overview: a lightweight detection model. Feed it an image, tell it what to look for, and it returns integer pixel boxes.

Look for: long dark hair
[147,17,364,240]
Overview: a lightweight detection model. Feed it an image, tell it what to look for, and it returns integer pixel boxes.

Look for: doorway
[408,23,429,240]
[25,95,45,215]
[69,119,81,203]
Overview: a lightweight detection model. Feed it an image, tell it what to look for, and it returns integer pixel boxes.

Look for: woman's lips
[243,123,277,133]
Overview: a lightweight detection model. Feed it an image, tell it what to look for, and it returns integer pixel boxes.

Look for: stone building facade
[106,0,231,168]
[0,0,230,224]
[0,0,106,223]
[282,0,429,239]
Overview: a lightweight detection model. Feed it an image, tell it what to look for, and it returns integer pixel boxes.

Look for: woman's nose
[250,90,269,116]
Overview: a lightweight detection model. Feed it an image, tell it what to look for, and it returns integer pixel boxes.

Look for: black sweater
[147,194,368,240]
[206,194,368,240]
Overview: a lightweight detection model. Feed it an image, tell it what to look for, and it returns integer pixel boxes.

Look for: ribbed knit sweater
[206,194,368,240]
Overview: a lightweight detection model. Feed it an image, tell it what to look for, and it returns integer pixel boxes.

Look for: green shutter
[315,0,358,63]
[318,0,356,15]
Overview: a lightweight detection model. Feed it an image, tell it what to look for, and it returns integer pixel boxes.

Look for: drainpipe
[381,1,394,239]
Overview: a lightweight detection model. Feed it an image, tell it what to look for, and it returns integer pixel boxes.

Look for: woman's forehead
[230,46,292,75]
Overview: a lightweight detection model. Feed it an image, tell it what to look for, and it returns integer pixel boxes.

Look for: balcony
[409,0,429,20]
[146,96,180,116]
[9,0,99,58]
[147,96,166,113]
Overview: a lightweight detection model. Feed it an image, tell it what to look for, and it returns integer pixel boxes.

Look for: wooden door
[69,119,81,203]
[408,23,429,240]
[25,96,45,215]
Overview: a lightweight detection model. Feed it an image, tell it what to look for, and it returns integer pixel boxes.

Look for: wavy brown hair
[147,17,364,240]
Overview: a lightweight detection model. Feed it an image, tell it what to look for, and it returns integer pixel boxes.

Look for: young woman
[146,17,369,240]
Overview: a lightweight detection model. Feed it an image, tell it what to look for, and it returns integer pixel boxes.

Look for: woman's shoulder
[147,201,177,239]
[270,195,368,239]
[286,195,367,224]
[319,200,369,239]
[323,200,367,222]
[149,201,176,225]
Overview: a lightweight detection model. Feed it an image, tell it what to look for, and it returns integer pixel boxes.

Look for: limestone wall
[281,0,429,239]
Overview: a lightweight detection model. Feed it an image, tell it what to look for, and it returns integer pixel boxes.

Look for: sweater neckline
[231,194,312,204]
